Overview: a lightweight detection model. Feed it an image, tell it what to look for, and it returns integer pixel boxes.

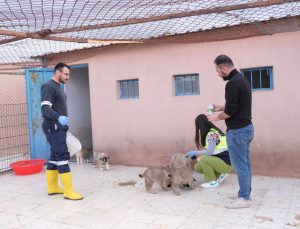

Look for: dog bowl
[9,159,46,175]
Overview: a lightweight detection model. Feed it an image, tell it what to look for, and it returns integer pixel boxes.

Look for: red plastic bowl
[10,159,46,175]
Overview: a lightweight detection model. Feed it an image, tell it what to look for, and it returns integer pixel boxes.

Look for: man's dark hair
[54,62,70,71]
[214,55,234,67]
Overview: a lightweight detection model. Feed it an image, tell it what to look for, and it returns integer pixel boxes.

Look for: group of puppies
[139,153,196,195]
[75,148,197,195]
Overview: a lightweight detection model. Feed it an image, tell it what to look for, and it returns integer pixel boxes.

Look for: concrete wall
[56,31,300,178]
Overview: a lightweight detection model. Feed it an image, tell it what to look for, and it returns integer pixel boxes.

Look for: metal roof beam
[0,37,24,45]
[0,29,143,45]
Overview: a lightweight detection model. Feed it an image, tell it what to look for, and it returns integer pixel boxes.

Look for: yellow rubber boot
[60,172,84,200]
[46,170,64,195]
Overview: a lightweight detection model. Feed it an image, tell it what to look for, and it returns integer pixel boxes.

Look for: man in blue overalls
[41,62,83,200]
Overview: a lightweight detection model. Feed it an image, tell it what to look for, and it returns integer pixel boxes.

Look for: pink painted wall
[83,31,300,177]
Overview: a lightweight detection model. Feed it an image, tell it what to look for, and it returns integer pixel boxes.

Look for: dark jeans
[226,124,254,199]
[42,120,70,173]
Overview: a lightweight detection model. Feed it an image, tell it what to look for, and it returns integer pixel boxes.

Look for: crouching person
[41,62,83,200]
[186,114,232,188]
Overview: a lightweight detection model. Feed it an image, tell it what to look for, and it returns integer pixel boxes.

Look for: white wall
[66,66,93,149]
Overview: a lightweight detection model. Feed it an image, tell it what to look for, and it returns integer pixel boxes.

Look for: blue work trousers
[42,120,70,173]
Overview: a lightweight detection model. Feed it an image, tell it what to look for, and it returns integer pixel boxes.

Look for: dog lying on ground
[139,167,172,194]
[93,152,110,171]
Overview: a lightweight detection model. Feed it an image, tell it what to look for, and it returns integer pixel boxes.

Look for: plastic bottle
[207,104,215,115]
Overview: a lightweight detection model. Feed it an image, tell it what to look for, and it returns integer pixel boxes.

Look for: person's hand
[207,113,220,122]
[213,105,224,112]
[58,116,69,126]
[186,151,199,159]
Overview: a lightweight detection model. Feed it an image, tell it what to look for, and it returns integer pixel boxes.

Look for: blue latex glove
[58,116,69,126]
[186,151,199,159]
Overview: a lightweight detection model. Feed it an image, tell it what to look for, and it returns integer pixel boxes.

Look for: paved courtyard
[0,163,300,229]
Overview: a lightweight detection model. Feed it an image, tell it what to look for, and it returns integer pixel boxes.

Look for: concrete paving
[0,163,300,229]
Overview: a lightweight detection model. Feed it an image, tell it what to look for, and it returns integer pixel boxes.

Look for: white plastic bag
[66,132,82,157]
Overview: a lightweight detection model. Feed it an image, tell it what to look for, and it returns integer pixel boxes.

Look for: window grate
[174,74,200,96]
[120,79,139,99]
[241,67,273,91]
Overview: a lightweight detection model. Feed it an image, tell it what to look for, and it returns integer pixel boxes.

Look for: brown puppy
[139,167,171,194]
[171,167,196,195]
[169,153,192,171]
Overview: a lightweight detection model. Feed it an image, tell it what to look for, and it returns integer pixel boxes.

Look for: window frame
[174,73,200,96]
[119,79,139,99]
[240,66,273,91]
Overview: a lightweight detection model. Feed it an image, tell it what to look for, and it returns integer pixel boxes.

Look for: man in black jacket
[41,62,83,200]
[208,55,254,209]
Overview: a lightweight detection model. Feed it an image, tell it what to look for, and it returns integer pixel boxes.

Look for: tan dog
[93,152,110,171]
[169,153,192,171]
[170,167,196,195]
[76,147,89,164]
[139,167,172,194]
[169,153,196,192]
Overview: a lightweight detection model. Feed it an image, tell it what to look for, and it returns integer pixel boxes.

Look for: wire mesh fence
[0,73,28,174]
[0,0,299,74]
[0,103,29,173]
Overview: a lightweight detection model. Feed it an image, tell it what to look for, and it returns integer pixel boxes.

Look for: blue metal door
[26,68,54,160]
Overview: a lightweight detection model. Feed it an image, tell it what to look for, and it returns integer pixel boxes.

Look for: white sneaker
[217,173,228,183]
[225,197,251,209]
[201,180,219,188]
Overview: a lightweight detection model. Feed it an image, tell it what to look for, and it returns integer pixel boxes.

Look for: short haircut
[54,62,70,71]
[214,55,234,67]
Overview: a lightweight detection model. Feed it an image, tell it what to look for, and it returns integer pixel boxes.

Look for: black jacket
[224,69,252,130]
[41,79,67,122]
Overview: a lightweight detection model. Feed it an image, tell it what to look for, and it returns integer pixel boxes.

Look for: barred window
[241,67,273,90]
[119,79,139,99]
[174,74,200,96]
